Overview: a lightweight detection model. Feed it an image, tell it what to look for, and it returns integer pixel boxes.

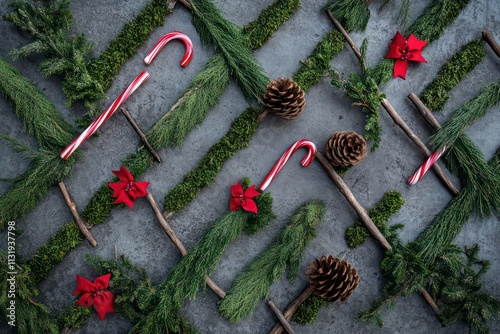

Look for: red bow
[384,32,427,79]
[108,166,149,209]
[72,273,115,320]
[229,181,260,214]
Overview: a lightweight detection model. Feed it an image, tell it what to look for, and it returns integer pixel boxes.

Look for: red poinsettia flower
[108,166,149,209]
[72,273,115,320]
[229,181,260,214]
[384,31,427,79]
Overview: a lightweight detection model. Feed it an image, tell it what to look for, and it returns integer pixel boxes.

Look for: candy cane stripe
[408,146,447,185]
[144,31,193,67]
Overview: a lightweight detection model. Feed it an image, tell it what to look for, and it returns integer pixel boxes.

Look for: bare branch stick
[145,192,226,298]
[482,30,500,58]
[121,108,162,163]
[381,98,459,195]
[58,182,97,247]
[407,93,442,130]
[269,287,313,334]
[178,0,192,11]
[267,300,295,334]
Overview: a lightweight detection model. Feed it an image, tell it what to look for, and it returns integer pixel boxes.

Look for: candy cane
[408,145,448,185]
[144,31,193,67]
[259,139,317,191]
[60,71,150,160]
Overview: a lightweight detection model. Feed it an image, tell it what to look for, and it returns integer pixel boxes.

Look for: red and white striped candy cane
[144,31,193,67]
[60,71,150,160]
[408,145,448,185]
[259,139,317,191]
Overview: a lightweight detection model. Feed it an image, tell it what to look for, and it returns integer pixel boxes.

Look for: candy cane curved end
[258,139,317,191]
[144,31,194,67]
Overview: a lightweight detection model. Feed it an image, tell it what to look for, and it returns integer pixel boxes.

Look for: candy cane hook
[60,71,150,160]
[259,139,317,191]
[144,31,194,67]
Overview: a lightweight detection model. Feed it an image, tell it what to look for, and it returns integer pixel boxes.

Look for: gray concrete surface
[0,0,499,333]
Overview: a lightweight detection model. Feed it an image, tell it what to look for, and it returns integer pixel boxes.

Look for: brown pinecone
[262,78,305,120]
[324,131,367,167]
[306,255,360,302]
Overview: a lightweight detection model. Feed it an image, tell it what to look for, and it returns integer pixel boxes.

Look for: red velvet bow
[384,32,427,79]
[108,166,149,209]
[72,273,115,320]
[229,181,260,214]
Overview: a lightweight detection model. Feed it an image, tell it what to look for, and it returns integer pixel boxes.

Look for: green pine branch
[189,0,269,101]
[420,39,486,111]
[324,0,370,32]
[218,201,325,323]
[131,188,275,333]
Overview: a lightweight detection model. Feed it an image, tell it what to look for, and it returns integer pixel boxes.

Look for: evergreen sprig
[345,191,404,248]
[131,183,275,333]
[189,0,269,101]
[218,201,325,323]
[293,294,329,325]
[324,0,370,32]
[0,251,59,334]
[420,39,486,111]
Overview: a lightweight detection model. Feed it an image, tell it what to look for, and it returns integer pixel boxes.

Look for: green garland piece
[293,294,328,325]
[218,201,325,323]
[189,0,269,100]
[87,0,172,96]
[23,0,298,284]
[165,29,346,212]
[368,0,472,86]
[0,251,59,333]
[345,190,404,248]
[57,305,92,330]
[324,0,370,32]
[131,181,275,333]
[0,57,79,230]
[420,39,486,111]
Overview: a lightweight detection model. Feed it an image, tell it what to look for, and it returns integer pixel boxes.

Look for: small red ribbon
[384,32,427,79]
[108,166,149,209]
[72,273,115,320]
[229,181,259,214]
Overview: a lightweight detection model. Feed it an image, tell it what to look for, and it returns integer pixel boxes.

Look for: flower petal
[230,181,243,197]
[133,181,150,197]
[407,51,427,63]
[108,182,126,198]
[73,274,95,295]
[114,190,134,209]
[112,166,134,182]
[230,197,242,211]
[391,31,406,47]
[241,198,258,214]
[93,273,111,290]
[76,293,94,307]
[385,43,403,59]
[406,34,427,51]
[244,185,260,199]
[393,59,408,79]
[93,291,115,320]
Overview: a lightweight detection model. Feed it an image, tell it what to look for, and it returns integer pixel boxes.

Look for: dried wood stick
[482,30,500,58]
[381,99,459,195]
[407,93,441,130]
[178,0,192,11]
[58,182,97,247]
[269,287,313,334]
[267,300,295,334]
[120,108,162,163]
[146,192,226,298]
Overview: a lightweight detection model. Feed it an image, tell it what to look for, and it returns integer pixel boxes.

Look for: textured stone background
[0,0,499,333]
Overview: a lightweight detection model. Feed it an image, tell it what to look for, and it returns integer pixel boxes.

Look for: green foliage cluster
[345,190,404,248]
[420,39,486,111]
[164,108,259,212]
[6,0,104,115]
[324,0,370,32]
[87,0,172,95]
[293,30,345,93]
[242,0,301,51]
[189,0,269,101]
[131,184,275,333]
[23,0,297,290]
[293,294,328,325]
[218,201,325,322]
[368,0,472,86]
[0,251,59,333]
[57,305,92,330]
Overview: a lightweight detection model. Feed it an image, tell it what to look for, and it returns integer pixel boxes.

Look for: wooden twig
[267,300,295,334]
[326,10,367,71]
[482,30,500,58]
[269,287,313,334]
[114,244,118,262]
[407,93,442,130]
[168,0,178,10]
[382,98,459,195]
[145,192,226,299]
[58,182,97,247]
[178,0,192,11]
[120,108,161,163]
